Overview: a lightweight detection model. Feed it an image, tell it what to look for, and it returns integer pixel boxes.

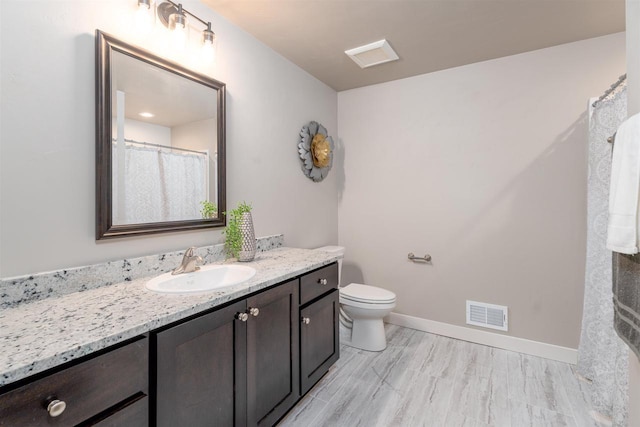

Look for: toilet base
[350,318,388,352]
[339,308,388,352]
[339,321,352,346]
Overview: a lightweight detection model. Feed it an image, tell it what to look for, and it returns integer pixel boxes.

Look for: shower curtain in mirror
[113,144,208,224]
[577,87,628,427]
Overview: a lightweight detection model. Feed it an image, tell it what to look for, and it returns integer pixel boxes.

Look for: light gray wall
[337,33,626,348]
[0,0,338,278]
[172,119,217,153]
[626,0,640,423]
[0,0,629,352]
[125,119,171,147]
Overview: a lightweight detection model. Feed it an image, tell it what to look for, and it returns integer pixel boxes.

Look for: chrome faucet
[172,247,203,275]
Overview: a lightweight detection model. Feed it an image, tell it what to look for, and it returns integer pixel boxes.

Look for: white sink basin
[146,264,257,294]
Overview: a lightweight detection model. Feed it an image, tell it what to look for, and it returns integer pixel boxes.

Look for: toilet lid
[340,283,396,303]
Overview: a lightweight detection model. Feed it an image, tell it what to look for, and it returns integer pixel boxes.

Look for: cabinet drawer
[0,336,148,427]
[300,263,338,305]
[89,394,148,427]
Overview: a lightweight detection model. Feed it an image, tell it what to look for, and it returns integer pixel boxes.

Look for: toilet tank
[315,246,345,286]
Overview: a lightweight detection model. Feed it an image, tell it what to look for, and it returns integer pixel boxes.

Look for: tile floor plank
[506,352,574,416]
[277,394,328,427]
[277,325,596,427]
[509,400,578,427]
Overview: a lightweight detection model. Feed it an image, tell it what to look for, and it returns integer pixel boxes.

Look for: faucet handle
[185,246,197,257]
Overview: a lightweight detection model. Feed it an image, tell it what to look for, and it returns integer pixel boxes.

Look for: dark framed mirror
[96,30,225,239]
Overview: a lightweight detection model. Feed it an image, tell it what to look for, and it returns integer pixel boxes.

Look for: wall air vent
[466,300,508,331]
[345,39,399,69]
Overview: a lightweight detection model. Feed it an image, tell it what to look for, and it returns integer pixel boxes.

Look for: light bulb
[170,11,187,48]
[172,24,187,48]
[135,0,153,35]
[201,26,216,64]
[201,41,215,64]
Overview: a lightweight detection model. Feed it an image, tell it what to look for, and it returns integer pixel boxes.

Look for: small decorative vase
[238,212,256,262]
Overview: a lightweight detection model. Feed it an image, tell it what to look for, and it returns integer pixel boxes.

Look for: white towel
[607,113,640,254]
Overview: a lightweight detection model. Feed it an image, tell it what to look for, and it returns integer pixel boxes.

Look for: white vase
[238,212,256,262]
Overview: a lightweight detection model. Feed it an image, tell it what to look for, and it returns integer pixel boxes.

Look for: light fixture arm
[146,0,216,54]
[158,0,210,28]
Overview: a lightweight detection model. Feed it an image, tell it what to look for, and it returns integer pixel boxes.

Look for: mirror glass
[96,31,226,239]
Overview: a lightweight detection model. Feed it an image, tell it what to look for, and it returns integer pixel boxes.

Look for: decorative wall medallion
[298,121,334,182]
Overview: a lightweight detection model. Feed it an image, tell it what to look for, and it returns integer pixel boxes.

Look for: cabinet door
[155,300,247,427]
[246,280,300,427]
[300,289,340,395]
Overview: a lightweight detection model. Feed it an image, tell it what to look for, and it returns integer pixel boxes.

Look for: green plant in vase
[222,201,252,259]
[200,201,218,219]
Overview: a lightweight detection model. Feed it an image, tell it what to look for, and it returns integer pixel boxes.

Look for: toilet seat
[339,298,396,310]
[340,283,396,304]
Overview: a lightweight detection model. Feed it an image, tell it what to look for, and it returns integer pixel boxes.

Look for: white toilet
[316,246,396,352]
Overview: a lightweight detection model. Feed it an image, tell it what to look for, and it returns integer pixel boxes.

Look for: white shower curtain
[577,87,628,427]
[113,144,207,224]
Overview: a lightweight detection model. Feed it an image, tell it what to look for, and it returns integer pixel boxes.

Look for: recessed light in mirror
[139,112,155,118]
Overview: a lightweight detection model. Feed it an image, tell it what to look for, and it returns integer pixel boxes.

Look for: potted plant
[200,201,218,219]
[223,201,256,261]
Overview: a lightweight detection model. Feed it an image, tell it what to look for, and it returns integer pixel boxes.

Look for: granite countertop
[0,247,340,387]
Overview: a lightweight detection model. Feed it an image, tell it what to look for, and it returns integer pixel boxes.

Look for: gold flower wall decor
[298,121,334,182]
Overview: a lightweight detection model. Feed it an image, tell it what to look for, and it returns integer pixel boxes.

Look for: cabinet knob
[235,312,248,322]
[47,399,66,418]
[318,278,328,285]
[302,317,311,325]
[248,307,260,317]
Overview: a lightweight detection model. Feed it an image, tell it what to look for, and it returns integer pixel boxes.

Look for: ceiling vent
[345,39,399,69]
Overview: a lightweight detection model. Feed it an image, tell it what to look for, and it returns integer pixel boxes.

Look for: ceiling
[203,0,625,91]
[113,50,216,127]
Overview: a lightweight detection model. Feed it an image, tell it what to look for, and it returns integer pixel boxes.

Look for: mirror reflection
[111,51,218,225]
[96,31,226,239]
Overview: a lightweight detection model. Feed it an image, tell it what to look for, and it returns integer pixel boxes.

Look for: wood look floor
[278,325,601,427]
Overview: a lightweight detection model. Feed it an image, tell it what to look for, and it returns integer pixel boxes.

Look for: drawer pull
[235,312,248,322]
[318,278,328,285]
[302,317,311,325]
[248,307,260,317]
[47,399,66,417]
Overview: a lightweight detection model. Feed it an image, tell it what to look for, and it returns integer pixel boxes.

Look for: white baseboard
[386,312,578,364]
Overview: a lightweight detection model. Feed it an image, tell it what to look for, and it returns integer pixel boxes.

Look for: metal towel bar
[408,253,432,262]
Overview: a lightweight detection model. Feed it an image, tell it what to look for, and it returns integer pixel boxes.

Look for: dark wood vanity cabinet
[155,300,248,427]
[0,336,148,427]
[300,289,340,395]
[154,279,300,427]
[247,280,299,427]
[0,263,339,427]
[298,263,340,396]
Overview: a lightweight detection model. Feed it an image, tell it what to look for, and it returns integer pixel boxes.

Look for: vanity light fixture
[155,1,216,55]
[202,22,215,46]
[139,112,155,118]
